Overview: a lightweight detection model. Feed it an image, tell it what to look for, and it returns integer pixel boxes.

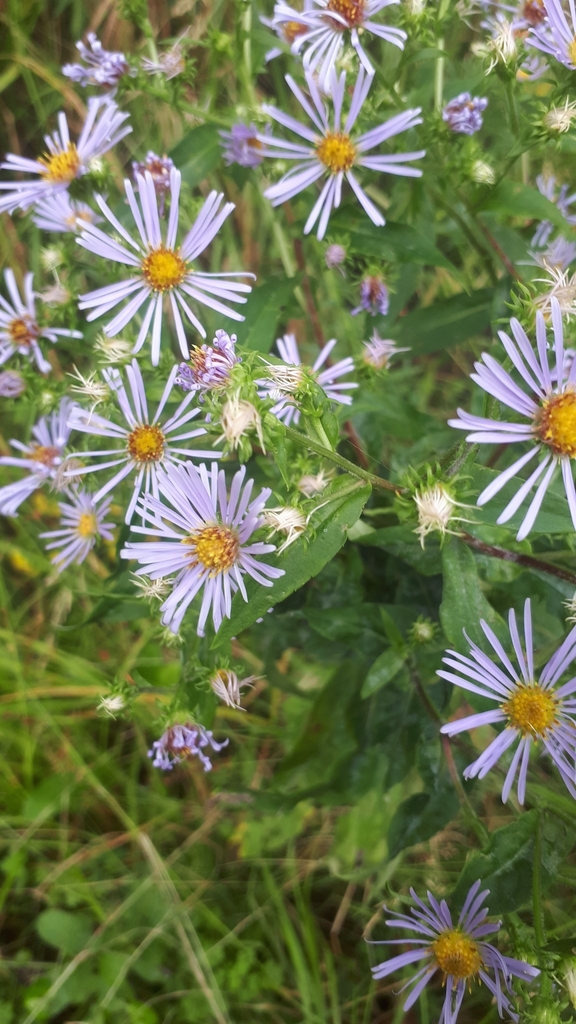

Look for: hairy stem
[460,531,576,586]
[283,425,401,493]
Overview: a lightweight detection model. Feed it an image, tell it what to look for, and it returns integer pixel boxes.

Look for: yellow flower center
[282,19,309,41]
[185,524,240,574]
[126,424,165,463]
[77,512,97,538]
[29,444,60,467]
[502,683,558,737]
[522,0,546,25]
[316,132,357,173]
[39,143,82,183]
[569,36,576,65]
[326,0,366,27]
[537,390,576,457]
[8,316,38,346]
[141,246,187,292]
[432,930,483,980]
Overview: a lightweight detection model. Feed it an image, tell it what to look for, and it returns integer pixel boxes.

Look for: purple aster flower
[0,98,131,215]
[0,269,82,374]
[529,234,576,271]
[0,370,24,397]
[442,93,488,135]
[257,333,357,425]
[0,398,76,517]
[76,166,254,366]
[67,359,215,524]
[175,329,240,398]
[62,33,131,90]
[41,489,115,571]
[371,881,540,1022]
[362,331,409,368]
[121,462,285,635]
[449,297,576,540]
[527,0,576,68]
[32,193,101,234]
[440,598,576,805]
[220,124,269,168]
[132,152,174,215]
[258,68,424,241]
[351,275,389,316]
[272,0,406,88]
[531,174,576,250]
[149,722,228,771]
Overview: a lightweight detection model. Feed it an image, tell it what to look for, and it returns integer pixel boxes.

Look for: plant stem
[283,425,402,493]
[460,531,576,586]
[504,78,521,139]
[532,813,546,949]
[434,37,445,112]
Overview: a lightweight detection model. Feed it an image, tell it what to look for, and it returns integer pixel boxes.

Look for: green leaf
[440,536,506,650]
[215,481,371,642]
[387,787,459,859]
[356,524,442,576]
[361,648,406,698]
[331,215,458,271]
[481,181,571,234]
[470,465,574,534]
[169,124,222,187]
[394,289,494,354]
[36,909,93,955]
[235,276,299,353]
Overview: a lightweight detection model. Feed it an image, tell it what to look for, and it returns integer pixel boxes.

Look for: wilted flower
[563,959,576,1008]
[442,92,488,135]
[175,329,240,398]
[263,505,308,552]
[413,483,473,546]
[220,123,269,167]
[298,468,332,496]
[131,574,173,600]
[132,152,174,215]
[371,881,539,1020]
[440,598,576,804]
[564,592,576,624]
[484,12,518,68]
[40,490,115,571]
[98,693,126,717]
[39,283,71,306]
[62,33,131,90]
[470,159,496,184]
[68,366,110,408]
[325,243,346,268]
[218,393,264,451]
[351,276,389,316]
[149,722,229,771]
[534,265,576,319]
[257,334,357,425]
[141,42,186,80]
[362,332,409,368]
[544,99,576,133]
[0,370,24,397]
[39,247,64,272]
[210,668,256,709]
[93,334,134,364]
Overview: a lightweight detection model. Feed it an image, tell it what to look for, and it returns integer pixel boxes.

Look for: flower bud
[470,160,496,185]
[325,244,346,269]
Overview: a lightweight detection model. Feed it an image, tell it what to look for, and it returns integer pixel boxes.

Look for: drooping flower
[257,333,357,426]
[175,329,240,398]
[449,298,576,540]
[149,722,228,771]
[220,123,270,168]
[258,68,424,240]
[62,33,131,90]
[67,359,215,524]
[40,489,115,571]
[0,269,82,374]
[76,167,254,365]
[362,332,409,368]
[121,462,285,635]
[32,193,101,234]
[440,598,576,804]
[413,483,473,546]
[132,152,174,215]
[371,881,540,1021]
[351,276,389,316]
[210,668,256,709]
[532,174,576,250]
[0,370,25,397]
[0,98,131,214]
[528,0,576,69]
[272,0,407,88]
[0,398,76,516]
[442,93,488,135]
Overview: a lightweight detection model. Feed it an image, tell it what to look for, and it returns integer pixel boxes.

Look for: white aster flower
[121,461,285,636]
[33,192,101,234]
[41,489,115,571]
[0,269,82,374]
[0,398,76,516]
[440,598,576,804]
[76,167,254,366]
[362,332,409,369]
[263,505,308,551]
[413,483,473,547]
[218,393,265,451]
[272,0,406,88]
[298,468,332,495]
[0,98,131,214]
[210,668,256,709]
[449,297,576,540]
[257,333,357,425]
[528,0,576,68]
[67,358,216,524]
[258,68,424,240]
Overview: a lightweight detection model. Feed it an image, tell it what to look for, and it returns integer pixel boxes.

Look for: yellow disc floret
[39,143,82,183]
[29,444,60,467]
[432,930,483,980]
[569,36,576,65]
[141,246,187,292]
[316,132,357,173]
[8,316,39,346]
[127,424,165,463]
[185,524,240,574]
[537,390,576,457]
[281,19,309,42]
[77,512,98,538]
[502,683,557,737]
[326,0,366,27]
